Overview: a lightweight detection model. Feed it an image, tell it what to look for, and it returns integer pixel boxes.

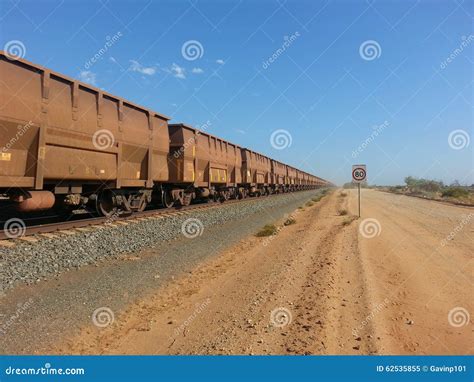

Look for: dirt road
[52,189,473,355]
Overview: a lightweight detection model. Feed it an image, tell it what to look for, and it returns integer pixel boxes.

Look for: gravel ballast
[0,191,320,293]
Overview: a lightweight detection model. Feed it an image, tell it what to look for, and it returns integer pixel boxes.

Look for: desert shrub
[343,181,368,189]
[256,224,278,237]
[441,187,469,198]
[389,186,405,192]
[341,216,357,226]
[404,176,443,192]
[343,182,355,189]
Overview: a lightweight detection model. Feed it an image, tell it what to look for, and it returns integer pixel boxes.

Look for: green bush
[441,187,469,198]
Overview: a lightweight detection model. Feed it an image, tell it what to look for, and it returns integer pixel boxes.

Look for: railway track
[0,190,321,243]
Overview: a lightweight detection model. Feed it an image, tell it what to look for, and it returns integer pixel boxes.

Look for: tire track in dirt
[49,190,384,355]
[283,192,378,354]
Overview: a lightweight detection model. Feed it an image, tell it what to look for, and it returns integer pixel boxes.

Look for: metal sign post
[358,182,361,217]
[352,164,366,218]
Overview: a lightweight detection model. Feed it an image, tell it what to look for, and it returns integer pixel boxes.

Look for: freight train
[0,52,331,217]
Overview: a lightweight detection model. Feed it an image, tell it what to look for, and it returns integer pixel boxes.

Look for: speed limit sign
[352,164,367,183]
[352,164,366,217]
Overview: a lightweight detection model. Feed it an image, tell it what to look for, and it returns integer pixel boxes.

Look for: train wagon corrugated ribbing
[0,52,331,217]
[167,123,244,205]
[0,52,170,216]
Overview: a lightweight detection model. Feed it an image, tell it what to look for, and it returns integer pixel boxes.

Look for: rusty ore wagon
[0,52,331,217]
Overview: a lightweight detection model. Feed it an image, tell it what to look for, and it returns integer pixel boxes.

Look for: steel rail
[0,189,320,241]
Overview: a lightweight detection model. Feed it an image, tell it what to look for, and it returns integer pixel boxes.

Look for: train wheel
[162,190,174,208]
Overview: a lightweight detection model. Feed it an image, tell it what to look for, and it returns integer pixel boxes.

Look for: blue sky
[1,0,472,185]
